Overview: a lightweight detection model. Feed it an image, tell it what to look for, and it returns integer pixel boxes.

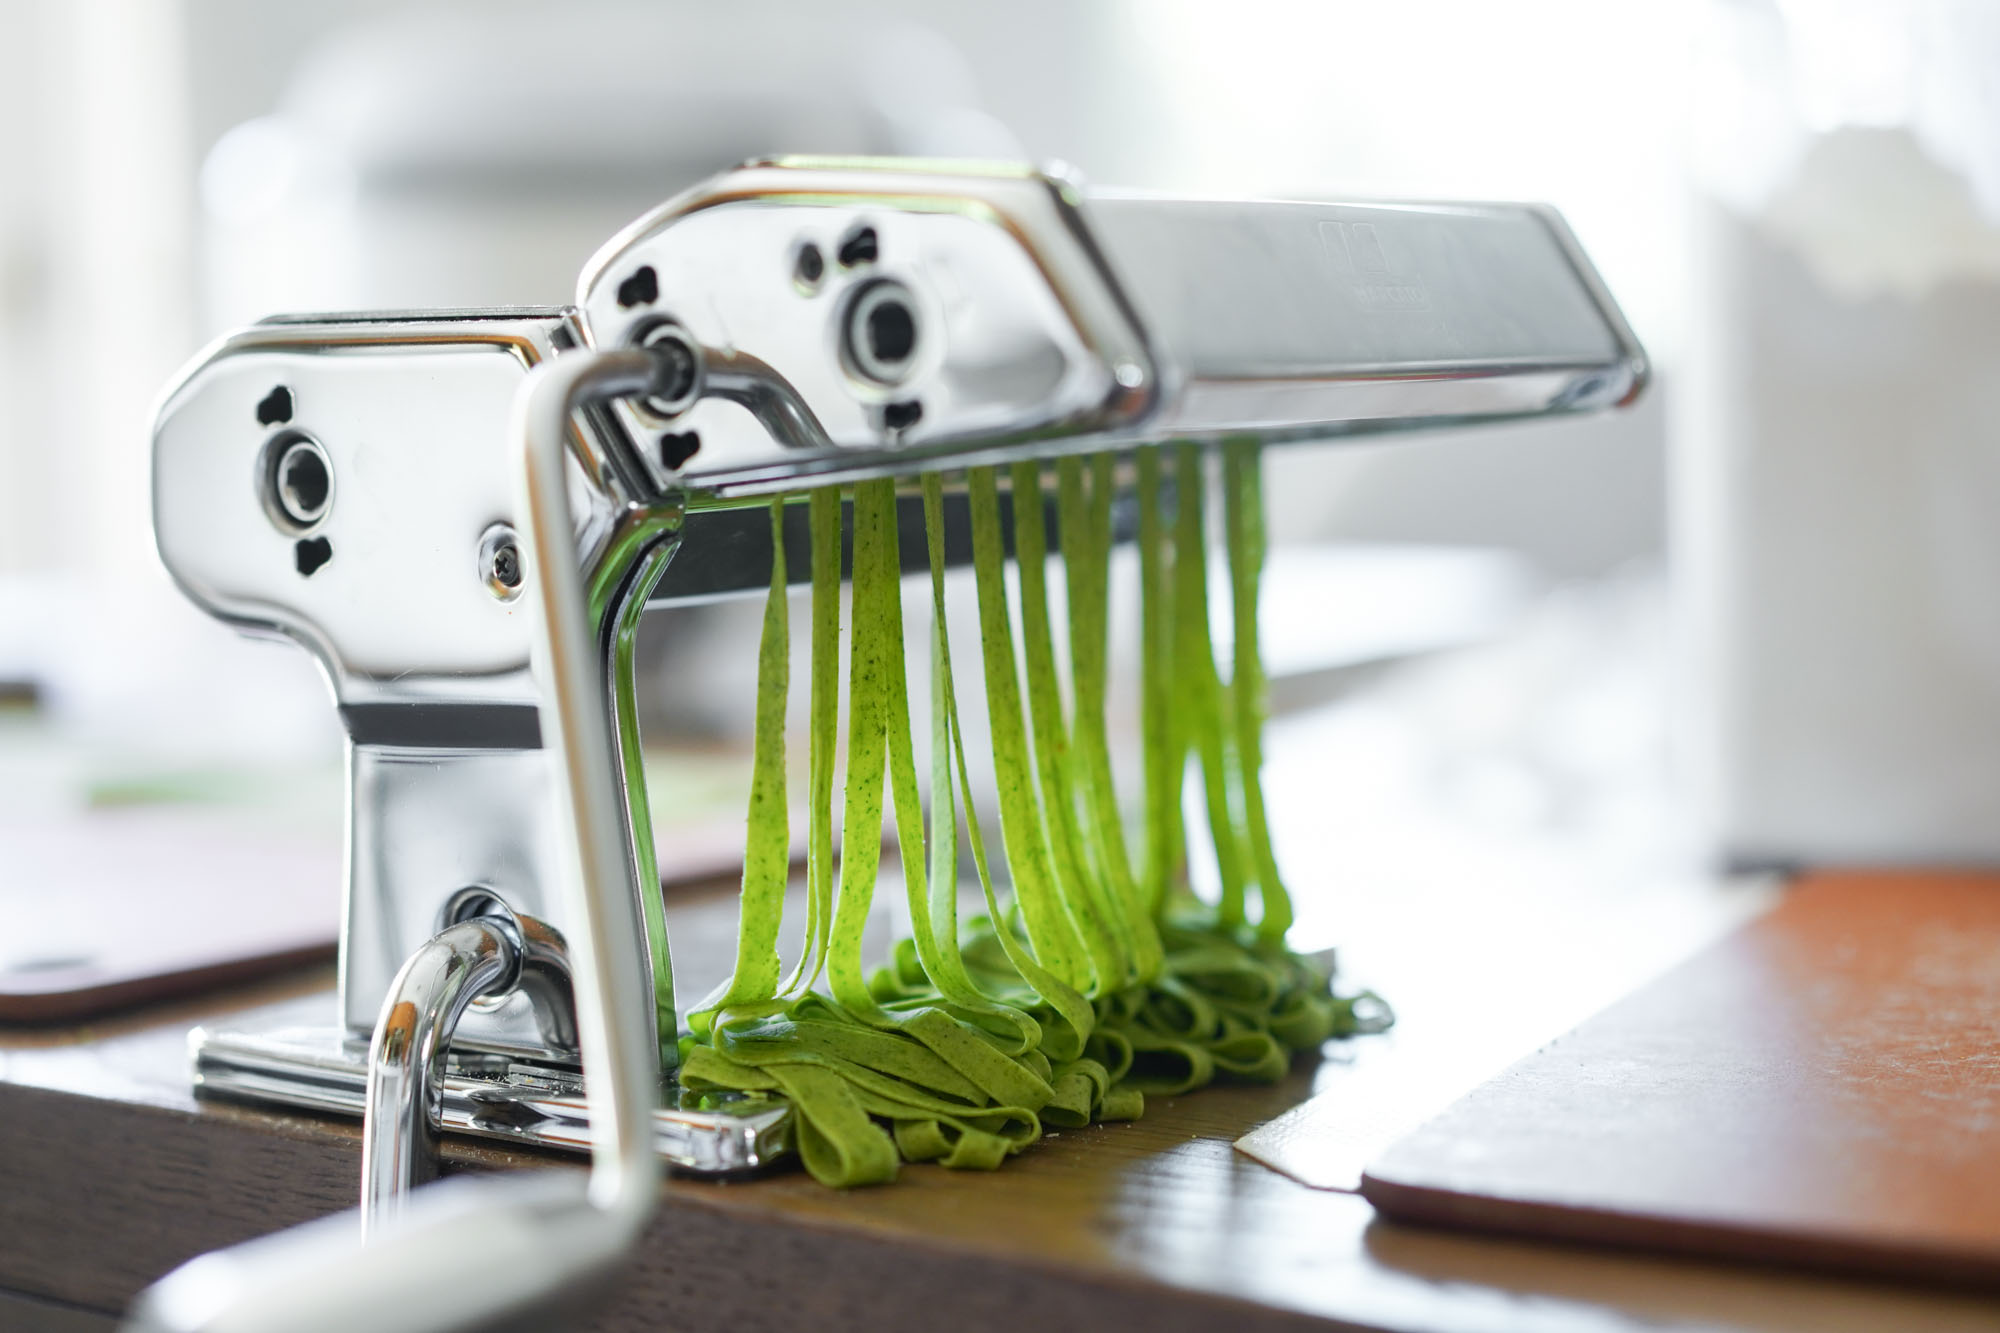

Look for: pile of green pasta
[678,442,1381,1186]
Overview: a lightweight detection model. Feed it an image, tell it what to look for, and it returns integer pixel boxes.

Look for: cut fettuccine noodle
[678,445,1385,1186]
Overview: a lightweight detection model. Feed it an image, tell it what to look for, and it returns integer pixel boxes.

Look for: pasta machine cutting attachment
[131,158,1643,1333]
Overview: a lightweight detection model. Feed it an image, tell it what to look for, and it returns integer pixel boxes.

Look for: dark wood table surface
[4,880,1998,1333]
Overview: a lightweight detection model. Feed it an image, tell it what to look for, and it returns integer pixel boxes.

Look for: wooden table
[4,884,1997,1333]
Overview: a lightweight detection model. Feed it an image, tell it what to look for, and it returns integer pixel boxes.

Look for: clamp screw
[491,543,521,589]
[479,524,525,601]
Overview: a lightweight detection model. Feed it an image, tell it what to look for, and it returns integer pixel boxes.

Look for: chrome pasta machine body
[135,159,1644,1333]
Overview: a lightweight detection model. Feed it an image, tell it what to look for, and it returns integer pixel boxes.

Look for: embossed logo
[1320,220,1430,312]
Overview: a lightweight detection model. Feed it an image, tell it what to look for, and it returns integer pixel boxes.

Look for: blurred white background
[3,0,2000,871]
[0,0,1686,585]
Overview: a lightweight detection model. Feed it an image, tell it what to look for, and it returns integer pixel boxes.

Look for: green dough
[689,497,790,1030]
[1136,449,1183,907]
[1010,459,1128,991]
[1224,439,1292,940]
[1172,444,1249,929]
[678,447,1387,1187]
[965,467,1090,993]
[1060,455,1163,983]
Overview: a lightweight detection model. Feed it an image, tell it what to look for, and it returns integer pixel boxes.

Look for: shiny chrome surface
[577,158,1156,492]
[191,1024,791,1172]
[507,909,582,1054]
[150,163,1649,1084]
[1082,193,1646,433]
[701,344,835,450]
[361,917,522,1234]
[601,536,683,1060]
[123,1170,641,1333]
[575,157,1646,500]
[513,348,675,1207]
[151,310,607,706]
[137,158,1649,1332]
[345,746,566,1050]
[150,311,651,1058]
[124,348,684,1333]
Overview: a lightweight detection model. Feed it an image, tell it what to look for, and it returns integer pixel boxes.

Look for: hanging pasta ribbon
[680,446,1387,1186]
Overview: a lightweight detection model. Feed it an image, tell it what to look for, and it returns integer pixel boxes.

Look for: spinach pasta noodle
[678,446,1384,1186]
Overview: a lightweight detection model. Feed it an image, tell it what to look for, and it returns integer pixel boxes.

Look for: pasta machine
[131,158,1644,1332]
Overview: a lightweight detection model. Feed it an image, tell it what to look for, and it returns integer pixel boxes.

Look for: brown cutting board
[0,810,342,1022]
[0,797,767,1024]
[1360,871,2000,1287]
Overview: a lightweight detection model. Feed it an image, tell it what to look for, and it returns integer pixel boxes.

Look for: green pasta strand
[830,484,1056,1101]
[1060,455,1163,982]
[1173,445,1249,928]
[1009,460,1129,991]
[825,481,892,1021]
[966,467,1091,992]
[695,484,1057,1185]
[693,497,791,1028]
[676,451,1386,1189]
[1223,440,1293,940]
[783,487,843,998]
[1136,448,1184,906]
[876,473,1047,1053]
[921,473,1094,1063]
